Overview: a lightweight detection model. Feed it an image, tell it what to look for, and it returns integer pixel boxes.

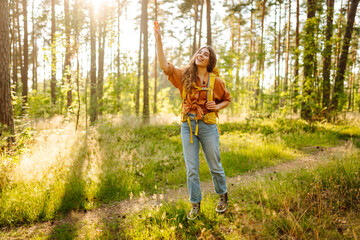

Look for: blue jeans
[181,117,227,203]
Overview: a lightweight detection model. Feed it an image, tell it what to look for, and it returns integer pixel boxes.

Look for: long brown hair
[181,46,217,93]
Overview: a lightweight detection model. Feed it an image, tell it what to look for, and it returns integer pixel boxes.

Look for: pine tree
[331,0,359,112]
[301,0,317,120]
[89,3,97,124]
[206,0,211,46]
[142,0,150,123]
[21,0,29,106]
[0,0,15,142]
[51,0,56,104]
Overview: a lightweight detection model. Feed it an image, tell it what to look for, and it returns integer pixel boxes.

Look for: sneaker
[215,193,228,213]
[187,202,200,220]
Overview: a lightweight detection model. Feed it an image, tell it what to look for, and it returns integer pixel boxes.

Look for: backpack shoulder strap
[207,73,216,102]
[182,86,186,100]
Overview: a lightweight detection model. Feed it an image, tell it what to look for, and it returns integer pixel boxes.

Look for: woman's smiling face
[195,48,210,68]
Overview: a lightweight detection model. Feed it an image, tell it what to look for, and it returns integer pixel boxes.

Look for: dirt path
[1,141,356,238]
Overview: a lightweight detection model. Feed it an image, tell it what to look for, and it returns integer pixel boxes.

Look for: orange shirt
[164,63,231,119]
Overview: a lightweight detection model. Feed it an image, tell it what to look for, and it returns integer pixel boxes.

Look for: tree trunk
[277,0,281,102]
[0,0,15,142]
[12,0,18,92]
[301,0,317,120]
[73,0,79,130]
[116,0,121,112]
[260,0,266,109]
[154,0,158,114]
[293,0,299,113]
[89,4,97,124]
[255,0,266,110]
[141,0,149,123]
[348,39,358,110]
[283,0,290,106]
[273,0,278,107]
[206,0,211,46]
[31,0,37,91]
[192,0,198,55]
[235,1,241,103]
[43,46,46,93]
[16,0,23,96]
[334,0,344,76]
[51,0,56,104]
[74,0,80,130]
[98,11,107,116]
[331,0,359,112]
[136,30,142,116]
[198,0,204,48]
[230,3,235,52]
[64,0,72,108]
[322,0,334,112]
[21,0,28,106]
[249,0,253,91]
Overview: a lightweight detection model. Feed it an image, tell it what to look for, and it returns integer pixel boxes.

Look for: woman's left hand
[206,101,218,111]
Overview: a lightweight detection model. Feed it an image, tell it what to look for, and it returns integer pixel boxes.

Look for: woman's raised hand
[154,21,169,72]
[154,21,161,41]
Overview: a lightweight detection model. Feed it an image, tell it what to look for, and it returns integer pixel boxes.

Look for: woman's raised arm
[154,21,169,72]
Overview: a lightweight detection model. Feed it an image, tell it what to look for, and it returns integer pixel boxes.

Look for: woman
[154,21,231,220]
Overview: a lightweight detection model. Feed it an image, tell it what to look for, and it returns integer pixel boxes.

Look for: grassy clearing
[124,149,360,239]
[0,116,359,231]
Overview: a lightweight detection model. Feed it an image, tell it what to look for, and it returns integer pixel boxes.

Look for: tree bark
[141,0,149,123]
[89,4,97,124]
[301,0,317,120]
[116,0,121,112]
[12,0,18,92]
[331,0,359,111]
[16,0,23,96]
[249,0,253,84]
[334,0,344,76]
[322,0,334,112]
[235,0,241,103]
[260,0,267,109]
[64,0,72,108]
[283,0,290,105]
[0,0,15,142]
[192,0,198,55]
[98,7,107,116]
[348,39,358,110]
[154,0,158,114]
[21,0,28,106]
[206,0,211,46]
[31,0,37,91]
[136,26,142,116]
[198,0,203,48]
[255,0,266,110]
[277,0,281,101]
[293,0,299,113]
[51,0,56,104]
[273,0,278,107]
[74,0,80,130]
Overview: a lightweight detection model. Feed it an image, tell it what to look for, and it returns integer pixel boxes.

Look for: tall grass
[125,150,360,239]
[0,116,359,229]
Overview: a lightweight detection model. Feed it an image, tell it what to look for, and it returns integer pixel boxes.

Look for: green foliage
[259,154,360,239]
[125,151,360,239]
[1,117,359,235]
[50,223,78,239]
[0,120,33,193]
[27,92,57,118]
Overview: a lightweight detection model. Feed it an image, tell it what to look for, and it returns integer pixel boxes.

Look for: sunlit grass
[220,132,297,177]
[124,149,360,239]
[1,115,359,231]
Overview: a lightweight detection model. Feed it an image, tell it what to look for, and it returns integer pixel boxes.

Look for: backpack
[181,73,218,143]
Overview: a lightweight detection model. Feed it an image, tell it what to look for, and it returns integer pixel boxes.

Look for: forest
[1,0,360,239]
